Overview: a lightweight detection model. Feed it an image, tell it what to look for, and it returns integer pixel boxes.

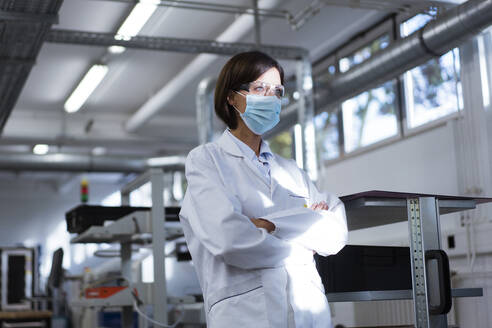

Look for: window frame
[269,12,470,168]
[479,29,492,111]
[335,19,402,156]
[312,53,343,162]
[323,13,464,166]
[397,14,464,135]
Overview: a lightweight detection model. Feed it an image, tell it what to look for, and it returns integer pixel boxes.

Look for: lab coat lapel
[242,156,271,189]
[217,131,270,190]
[270,158,303,198]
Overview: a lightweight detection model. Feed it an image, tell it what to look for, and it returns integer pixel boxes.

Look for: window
[314,111,339,161]
[313,57,340,161]
[130,182,153,207]
[101,190,121,206]
[342,81,398,152]
[339,34,390,73]
[42,221,71,277]
[340,33,398,153]
[401,14,463,129]
[268,130,293,159]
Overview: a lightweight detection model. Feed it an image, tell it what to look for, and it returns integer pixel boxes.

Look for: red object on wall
[85,286,127,299]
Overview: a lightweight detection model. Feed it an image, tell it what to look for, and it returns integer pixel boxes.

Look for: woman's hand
[250,218,276,233]
[310,201,329,211]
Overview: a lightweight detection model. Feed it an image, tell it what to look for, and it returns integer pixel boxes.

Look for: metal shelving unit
[326,288,482,303]
[71,168,186,328]
[337,190,492,328]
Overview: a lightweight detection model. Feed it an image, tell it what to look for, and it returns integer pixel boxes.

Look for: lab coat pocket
[208,278,269,328]
[287,190,309,208]
[288,191,309,199]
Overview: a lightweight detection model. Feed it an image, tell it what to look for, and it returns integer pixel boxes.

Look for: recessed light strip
[64,64,109,113]
[115,0,159,40]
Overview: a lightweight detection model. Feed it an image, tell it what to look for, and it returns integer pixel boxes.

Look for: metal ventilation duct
[0,0,62,134]
[272,0,492,135]
[0,153,145,172]
[318,0,492,109]
[0,153,186,172]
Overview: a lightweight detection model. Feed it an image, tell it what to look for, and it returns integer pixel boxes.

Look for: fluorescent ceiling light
[33,144,49,155]
[108,45,126,54]
[115,0,159,40]
[64,64,108,113]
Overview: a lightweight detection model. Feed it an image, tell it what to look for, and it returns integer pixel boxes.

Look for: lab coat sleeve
[180,147,310,269]
[261,170,348,257]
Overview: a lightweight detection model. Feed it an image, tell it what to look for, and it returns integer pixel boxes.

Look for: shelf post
[407,197,449,328]
[151,168,168,325]
[121,242,133,328]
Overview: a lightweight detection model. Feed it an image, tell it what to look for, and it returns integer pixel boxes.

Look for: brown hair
[214,51,284,130]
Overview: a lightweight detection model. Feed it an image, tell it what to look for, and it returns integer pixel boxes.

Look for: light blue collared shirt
[226,129,273,183]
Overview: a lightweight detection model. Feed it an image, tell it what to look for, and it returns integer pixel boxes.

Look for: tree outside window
[314,111,339,161]
[268,130,293,159]
[340,34,398,153]
[401,14,463,129]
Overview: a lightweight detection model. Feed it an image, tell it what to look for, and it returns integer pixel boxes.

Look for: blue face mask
[233,92,281,135]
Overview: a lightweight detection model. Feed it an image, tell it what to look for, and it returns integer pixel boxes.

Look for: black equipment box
[315,245,412,293]
[66,205,181,234]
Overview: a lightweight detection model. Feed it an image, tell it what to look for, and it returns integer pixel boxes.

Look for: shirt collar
[217,129,273,160]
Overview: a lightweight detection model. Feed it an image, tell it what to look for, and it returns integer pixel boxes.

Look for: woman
[179,51,348,328]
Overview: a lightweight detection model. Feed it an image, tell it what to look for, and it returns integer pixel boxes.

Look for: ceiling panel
[15,43,107,111]
[9,0,390,152]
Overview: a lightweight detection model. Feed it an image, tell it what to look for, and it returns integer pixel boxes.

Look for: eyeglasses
[239,81,285,98]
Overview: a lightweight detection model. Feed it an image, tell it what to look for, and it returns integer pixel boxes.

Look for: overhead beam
[100,0,289,18]
[0,153,145,173]
[0,135,194,153]
[45,29,308,60]
[319,0,462,11]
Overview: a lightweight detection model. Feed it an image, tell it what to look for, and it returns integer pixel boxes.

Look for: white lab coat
[179,130,348,328]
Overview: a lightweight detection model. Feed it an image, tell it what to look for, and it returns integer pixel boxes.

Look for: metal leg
[151,169,168,325]
[121,242,133,328]
[408,197,449,328]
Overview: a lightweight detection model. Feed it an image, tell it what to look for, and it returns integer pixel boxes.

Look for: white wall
[0,173,123,276]
[321,123,459,197]
[320,121,462,246]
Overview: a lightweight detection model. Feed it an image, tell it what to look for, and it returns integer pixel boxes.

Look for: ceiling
[0,0,392,159]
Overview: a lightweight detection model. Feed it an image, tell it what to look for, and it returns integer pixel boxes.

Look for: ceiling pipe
[269,0,492,136]
[319,0,492,111]
[0,153,185,173]
[124,0,283,132]
[0,135,194,151]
